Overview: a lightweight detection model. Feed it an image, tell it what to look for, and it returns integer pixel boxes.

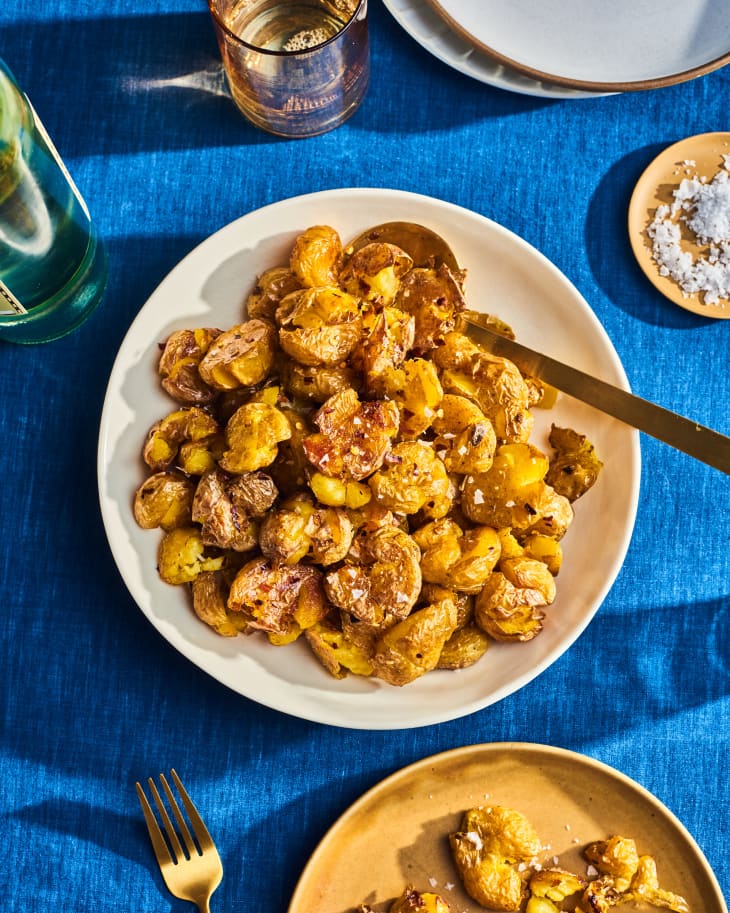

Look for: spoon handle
[466,320,730,475]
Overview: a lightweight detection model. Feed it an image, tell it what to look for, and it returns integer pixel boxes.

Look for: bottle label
[0,277,27,314]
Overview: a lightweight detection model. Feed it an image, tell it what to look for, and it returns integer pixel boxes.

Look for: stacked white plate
[383,0,730,97]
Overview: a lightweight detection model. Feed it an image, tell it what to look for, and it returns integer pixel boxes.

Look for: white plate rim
[423,0,730,91]
[382,0,608,99]
[97,187,640,730]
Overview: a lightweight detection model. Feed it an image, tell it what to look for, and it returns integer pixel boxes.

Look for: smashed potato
[134,222,603,685]
[546,424,604,502]
[134,470,196,531]
[198,318,276,391]
[158,328,221,404]
[359,885,452,913]
[450,805,543,911]
[578,836,690,913]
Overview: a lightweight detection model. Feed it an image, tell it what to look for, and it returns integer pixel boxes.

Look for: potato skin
[394,264,466,351]
[474,557,556,642]
[415,518,501,594]
[227,557,327,638]
[303,388,400,482]
[450,805,542,911]
[158,328,221,404]
[246,266,301,322]
[370,596,458,686]
[436,624,490,669]
[198,318,277,391]
[546,424,603,502]
[219,401,292,473]
[134,470,196,531]
[289,224,343,288]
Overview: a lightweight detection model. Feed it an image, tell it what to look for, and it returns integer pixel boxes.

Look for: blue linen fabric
[1,1,729,911]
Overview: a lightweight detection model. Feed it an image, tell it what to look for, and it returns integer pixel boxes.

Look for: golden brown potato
[339,241,413,306]
[376,358,444,440]
[450,806,543,912]
[436,623,490,669]
[198,318,277,391]
[370,595,458,686]
[526,868,586,913]
[385,885,452,913]
[622,856,690,913]
[461,443,573,541]
[431,393,496,475]
[414,518,500,593]
[277,287,362,367]
[419,582,474,629]
[134,470,196,531]
[546,424,604,502]
[227,556,327,638]
[191,570,251,637]
[266,405,313,498]
[192,468,275,551]
[143,407,220,472]
[305,617,374,679]
[246,266,301,321]
[281,360,357,403]
[227,469,279,516]
[289,224,344,288]
[259,493,354,566]
[474,556,556,642]
[433,332,533,443]
[219,401,292,473]
[584,836,640,892]
[324,525,422,625]
[368,441,452,516]
[157,526,224,585]
[303,387,400,481]
[395,264,466,351]
[357,306,415,391]
[158,328,221,404]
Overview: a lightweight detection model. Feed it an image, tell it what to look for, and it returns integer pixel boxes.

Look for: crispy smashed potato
[450,805,543,911]
[578,836,690,913]
[134,223,603,685]
[134,470,196,531]
[158,328,221,404]
[359,884,452,913]
[198,318,276,391]
[546,424,604,502]
[449,806,690,913]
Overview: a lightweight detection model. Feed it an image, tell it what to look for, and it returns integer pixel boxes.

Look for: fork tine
[170,769,217,854]
[147,776,186,862]
[160,771,198,858]
[135,781,174,867]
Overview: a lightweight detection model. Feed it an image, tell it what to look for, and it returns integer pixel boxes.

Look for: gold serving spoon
[348,222,730,475]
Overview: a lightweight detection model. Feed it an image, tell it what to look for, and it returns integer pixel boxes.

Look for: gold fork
[135,769,223,913]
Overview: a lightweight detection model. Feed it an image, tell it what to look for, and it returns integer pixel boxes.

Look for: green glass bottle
[0,58,107,343]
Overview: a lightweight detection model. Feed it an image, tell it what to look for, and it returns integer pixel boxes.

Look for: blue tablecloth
[1,2,729,911]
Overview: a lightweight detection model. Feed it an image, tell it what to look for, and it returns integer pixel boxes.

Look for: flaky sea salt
[647,159,730,306]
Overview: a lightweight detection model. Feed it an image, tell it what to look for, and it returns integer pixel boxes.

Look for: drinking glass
[207,0,369,138]
[0,59,108,345]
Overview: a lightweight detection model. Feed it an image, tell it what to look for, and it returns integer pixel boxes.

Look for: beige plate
[628,132,730,319]
[288,743,726,913]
